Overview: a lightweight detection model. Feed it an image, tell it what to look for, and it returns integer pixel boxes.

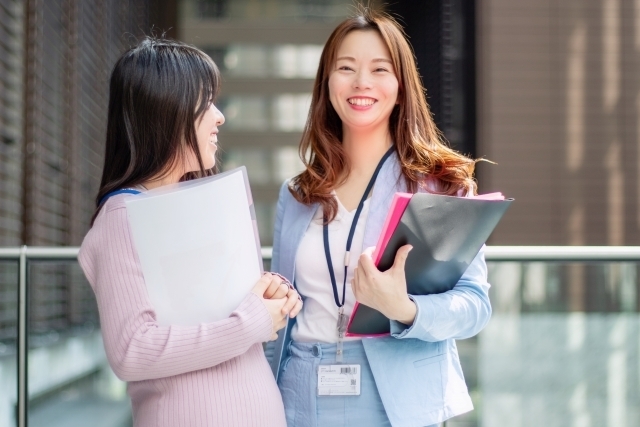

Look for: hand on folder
[352,245,417,326]
[125,167,304,333]
[251,273,303,341]
[346,191,513,337]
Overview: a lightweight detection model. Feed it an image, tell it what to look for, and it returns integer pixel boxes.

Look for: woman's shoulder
[277,178,300,206]
[79,195,133,281]
[81,195,135,252]
[275,178,321,222]
[92,194,135,226]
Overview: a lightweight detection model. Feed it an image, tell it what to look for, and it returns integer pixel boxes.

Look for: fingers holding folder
[263,277,290,299]
[251,273,303,341]
[346,191,513,337]
[352,244,417,326]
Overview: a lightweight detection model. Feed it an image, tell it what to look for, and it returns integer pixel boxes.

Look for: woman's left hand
[352,245,417,325]
[263,274,291,300]
[262,272,303,318]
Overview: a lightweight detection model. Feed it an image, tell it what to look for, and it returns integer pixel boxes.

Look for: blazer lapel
[270,196,316,379]
[362,153,407,249]
[281,154,406,275]
[280,196,317,281]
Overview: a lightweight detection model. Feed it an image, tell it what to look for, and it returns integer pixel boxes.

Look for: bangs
[187,51,220,118]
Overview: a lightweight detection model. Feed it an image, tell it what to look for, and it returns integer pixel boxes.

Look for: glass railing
[1,246,638,427]
[0,248,131,427]
[451,247,640,427]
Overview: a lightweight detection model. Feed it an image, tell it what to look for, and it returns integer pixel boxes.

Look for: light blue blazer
[269,153,492,427]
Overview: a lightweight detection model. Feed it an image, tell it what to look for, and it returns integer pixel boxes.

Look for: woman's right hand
[251,273,293,341]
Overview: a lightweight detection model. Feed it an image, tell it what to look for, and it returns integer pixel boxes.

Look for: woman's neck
[341,123,392,178]
[141,166,184,190]
[333,123,393,211]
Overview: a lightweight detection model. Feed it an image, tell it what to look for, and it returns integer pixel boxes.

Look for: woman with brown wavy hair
[270,8,491,427]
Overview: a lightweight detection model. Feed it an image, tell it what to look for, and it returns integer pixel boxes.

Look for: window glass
[221,96,270,131]
[273,45,323,78]
[220,146,304,185]
[273,94,311,131]
[220,94,311,131]
[189,0,353,22]
[254,201,275,246]
[222,148,272,184]
[212,44,322,79]
[223,45,270,78]
[274,146,305,182]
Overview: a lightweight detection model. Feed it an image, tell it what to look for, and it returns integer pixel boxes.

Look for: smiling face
[191,101,225,171]
[328,29,399,134]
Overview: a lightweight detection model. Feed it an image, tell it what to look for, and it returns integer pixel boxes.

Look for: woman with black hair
[79,38,300,427]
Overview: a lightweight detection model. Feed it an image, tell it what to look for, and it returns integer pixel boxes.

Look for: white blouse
[291,197,370,343]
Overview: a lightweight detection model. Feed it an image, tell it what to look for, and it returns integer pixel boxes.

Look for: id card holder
[317,364,361,396]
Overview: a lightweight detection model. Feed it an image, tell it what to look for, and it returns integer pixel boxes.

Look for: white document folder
[125,167,263,327]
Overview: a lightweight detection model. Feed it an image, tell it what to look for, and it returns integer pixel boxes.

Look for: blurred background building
[477,0,640,247]
[0,0,638,426]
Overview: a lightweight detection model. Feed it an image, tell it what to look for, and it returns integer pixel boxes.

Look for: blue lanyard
[98,188,142,206]
[323,146,394,308]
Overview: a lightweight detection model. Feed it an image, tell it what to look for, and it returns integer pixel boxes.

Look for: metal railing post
[17,245,28,427]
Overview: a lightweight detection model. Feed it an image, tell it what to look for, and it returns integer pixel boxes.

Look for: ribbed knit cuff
[236,292,275,344]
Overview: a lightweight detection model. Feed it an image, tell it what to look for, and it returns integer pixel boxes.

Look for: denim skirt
[278,340,440,427]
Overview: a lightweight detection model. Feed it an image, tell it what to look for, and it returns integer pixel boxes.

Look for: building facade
[0,0,152,346]
[477,0,640,246]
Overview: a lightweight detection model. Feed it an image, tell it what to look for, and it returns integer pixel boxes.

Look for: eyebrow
[336,56,392,64]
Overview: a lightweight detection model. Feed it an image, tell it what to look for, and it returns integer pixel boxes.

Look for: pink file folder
[345,191,505,338]
[371,193,413,266]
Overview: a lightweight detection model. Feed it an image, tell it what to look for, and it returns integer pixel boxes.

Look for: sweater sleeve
[78,203,273,382]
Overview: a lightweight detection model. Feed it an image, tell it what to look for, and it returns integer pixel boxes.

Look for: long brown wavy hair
[290,8,478,222]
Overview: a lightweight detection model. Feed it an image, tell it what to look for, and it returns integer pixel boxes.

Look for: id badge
[317,364,361,396]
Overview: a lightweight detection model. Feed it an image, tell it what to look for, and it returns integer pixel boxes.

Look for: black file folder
[345,192,513,336]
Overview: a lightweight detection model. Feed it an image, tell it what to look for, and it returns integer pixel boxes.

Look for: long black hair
[93,37,220,223]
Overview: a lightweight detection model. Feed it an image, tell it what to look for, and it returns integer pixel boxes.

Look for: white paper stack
[125,167,263,327]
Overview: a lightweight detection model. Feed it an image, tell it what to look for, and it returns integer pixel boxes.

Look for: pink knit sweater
[79,195,286,427]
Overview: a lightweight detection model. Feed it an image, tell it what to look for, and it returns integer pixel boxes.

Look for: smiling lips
[348,97,376,106]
